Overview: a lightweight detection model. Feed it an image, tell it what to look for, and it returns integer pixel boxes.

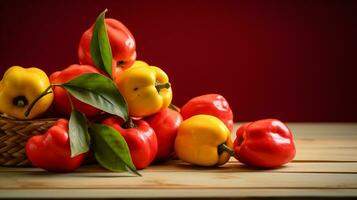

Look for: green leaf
[69,109,90,157]
[90,9,113,77]
[89,124,140,176]
[60,73,128,121]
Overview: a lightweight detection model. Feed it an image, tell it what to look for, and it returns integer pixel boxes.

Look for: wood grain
[1,170,357,189]
[1,189,357,199]
[1,161,357,173]
[0,123,356,199]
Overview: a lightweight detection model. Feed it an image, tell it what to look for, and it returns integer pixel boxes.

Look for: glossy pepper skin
[102,116,158,169]
[50,64,102,117]
[175,114,233,166]
[181,94,234,132]
[233,119,296,168]
[78,18,136,78]
[116,62,172,117]
[26,119,85,172]
[0,66,53,119]
[145,108,182,161]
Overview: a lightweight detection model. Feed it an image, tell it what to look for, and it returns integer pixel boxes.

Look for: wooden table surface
[0,123,356,199]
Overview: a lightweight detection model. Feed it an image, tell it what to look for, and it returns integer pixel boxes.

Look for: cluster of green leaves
[52,9,139,176]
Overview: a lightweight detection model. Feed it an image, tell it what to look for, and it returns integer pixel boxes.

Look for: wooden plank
[1,188,357,199]
[231,123,357,162]
[148,161,357,173]
[295,139,357,148]
[2,161,357,173]
[0,170,356,189]
[294,137,357,161]
[293,137,357,161]
[0,123,356,199]
[295,148,357,162]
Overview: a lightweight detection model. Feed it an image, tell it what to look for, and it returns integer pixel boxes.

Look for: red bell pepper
[102,116,157,169]
[145,108,182,161]
[78,18,136,78]
[50,64,102,117]
[180,94,234,132]
[233,119,296,168]
[25,119,85,172]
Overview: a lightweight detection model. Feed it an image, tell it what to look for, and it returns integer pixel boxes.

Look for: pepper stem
[155,82,171,93]
[218,143,235,156]
[24,85,53,117]
[13,96,28,107]
[117,60,125,67]
[168,103,179,112]
[17,100,25,107]
[122,117,136,129]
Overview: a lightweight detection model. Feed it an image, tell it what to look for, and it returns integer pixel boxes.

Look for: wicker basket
[0,115,57,166]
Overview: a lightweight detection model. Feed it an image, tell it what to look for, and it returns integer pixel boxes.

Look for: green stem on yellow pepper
[13,96,28,107]
[218,143,235,156]
[155,82,171,93]
[24,84,57,117]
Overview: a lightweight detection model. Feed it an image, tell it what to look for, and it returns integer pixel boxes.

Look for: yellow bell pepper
[116,61,172,117]
[0,66,53,119]
[131,60,149,68]
[175,114,234,166]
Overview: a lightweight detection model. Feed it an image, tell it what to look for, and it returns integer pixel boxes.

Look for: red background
[0,0,356,122]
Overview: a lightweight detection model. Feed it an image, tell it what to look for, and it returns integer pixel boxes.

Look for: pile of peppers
[0,9,296,174]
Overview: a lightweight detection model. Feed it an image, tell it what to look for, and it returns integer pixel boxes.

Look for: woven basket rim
[0,115,58,123]
[0,114,60,166]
